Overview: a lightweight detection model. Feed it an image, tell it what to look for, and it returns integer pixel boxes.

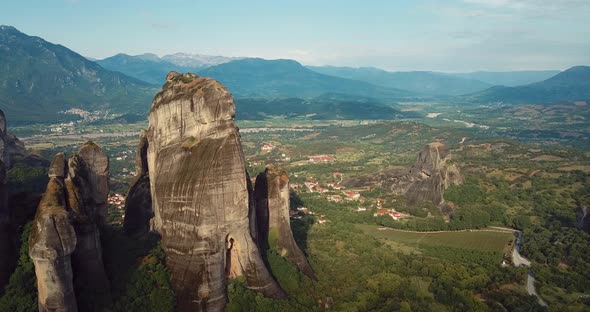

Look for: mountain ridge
[307,65,493,96]
[0,26,158,123]
[466,66,590,104]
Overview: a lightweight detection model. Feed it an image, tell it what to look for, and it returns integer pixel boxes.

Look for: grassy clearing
[356,224,514,253]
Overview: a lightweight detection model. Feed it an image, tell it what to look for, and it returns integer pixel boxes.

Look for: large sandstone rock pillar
[146,72,285,311]
[254,166,316,279]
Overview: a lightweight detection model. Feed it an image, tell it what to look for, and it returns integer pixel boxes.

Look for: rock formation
[123,131,153,235]
[346,142,463,206]
[30,143,112,311]
[254,166,316,279]
[145,72,285,311]
[577,206,590,232]
[0,109,25,289]
[0,109,25,168]
[0,158,14,289]
[30,155,78,312]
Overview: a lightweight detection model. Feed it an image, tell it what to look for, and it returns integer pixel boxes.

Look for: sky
[1,0,589,72]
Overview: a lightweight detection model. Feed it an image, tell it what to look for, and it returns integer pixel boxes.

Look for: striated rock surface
[146,72,285,311]
[29,143,112,311]
[346,142,463,206]
[123,131,153,235]
[254,166,316,279]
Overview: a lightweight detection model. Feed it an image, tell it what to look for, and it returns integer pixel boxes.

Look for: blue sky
[1,0,589,71]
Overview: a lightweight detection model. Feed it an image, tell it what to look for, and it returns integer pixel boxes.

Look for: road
[511,231,548,307]
[527,273,548,307]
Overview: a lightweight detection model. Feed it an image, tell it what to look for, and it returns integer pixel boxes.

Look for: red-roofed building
[327,195,343,202]
[374,209,389,217]
[261,143,275,151]
[343,191,361,200]
[309,155,335,163]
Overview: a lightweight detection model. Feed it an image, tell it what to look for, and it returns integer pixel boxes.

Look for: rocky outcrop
[29,143,112,311]
[66,143,111,309]
[123,131,153,235]
[346,142,462,206]
[145,72,285,311]
[30,155,78,312]
[577,207,590,232]
[254,166,316,279]
[0,109,25,168]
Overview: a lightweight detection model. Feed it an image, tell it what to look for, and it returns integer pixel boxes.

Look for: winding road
[511,231,548,307]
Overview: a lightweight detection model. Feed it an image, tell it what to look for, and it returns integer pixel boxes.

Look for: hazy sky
[1,0,589,71]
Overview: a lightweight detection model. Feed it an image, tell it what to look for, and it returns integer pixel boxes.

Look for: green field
[357,224,515,253]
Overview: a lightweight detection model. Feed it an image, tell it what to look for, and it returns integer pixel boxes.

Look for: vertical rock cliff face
[123,131,153,235]
[0,158,13,289]
[0,109,24,289]
[254,166,316,279]
[29,143,112,312]
[345,142,462,206]
[0,109,25,169]
[146,72,285,311]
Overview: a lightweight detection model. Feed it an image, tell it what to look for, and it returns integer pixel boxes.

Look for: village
[254,141,411,225]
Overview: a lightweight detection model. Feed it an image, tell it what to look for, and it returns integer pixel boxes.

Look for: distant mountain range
[0,26,157,123]
[199,58,416,99]
[450,70,561,87]
[307,66,493,96]
[0,25,588,123]
[466,66,590,104]
[96,53,241,84]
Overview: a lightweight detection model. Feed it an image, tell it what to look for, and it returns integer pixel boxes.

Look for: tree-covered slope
[0,26,158,123]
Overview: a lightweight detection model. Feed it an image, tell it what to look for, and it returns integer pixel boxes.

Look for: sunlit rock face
[146,72,285,311]
[29,143,112,312]
[254,166,316,279]
[346,142,463,206]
